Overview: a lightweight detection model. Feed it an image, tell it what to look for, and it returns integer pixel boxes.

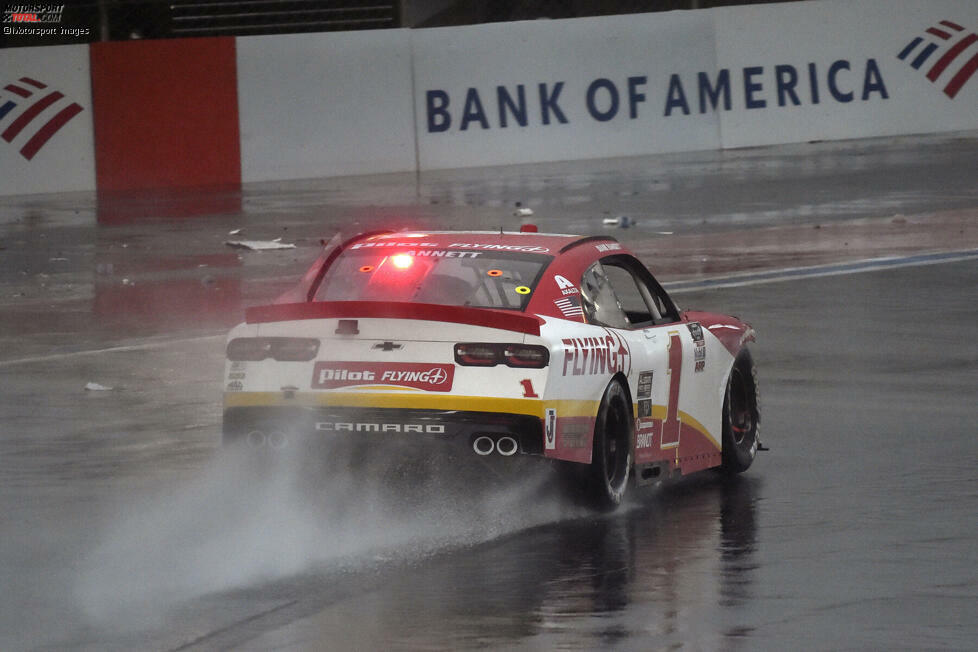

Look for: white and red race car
[223,228,760,508]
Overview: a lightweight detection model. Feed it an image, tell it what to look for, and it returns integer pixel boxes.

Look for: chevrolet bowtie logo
[373,341,403,351]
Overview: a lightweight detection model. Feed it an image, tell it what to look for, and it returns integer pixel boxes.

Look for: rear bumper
[222,406,545,455]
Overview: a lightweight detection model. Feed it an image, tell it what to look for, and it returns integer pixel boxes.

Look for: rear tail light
[272,338,321,361]
[226,338,271,361]
[454,343,549,368]
[454,343,500,366]
[503,344,550,367]
[227,337,320,362]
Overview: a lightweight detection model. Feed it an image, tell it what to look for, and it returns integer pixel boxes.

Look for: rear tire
[721,349,760,474]
[588,379,634,510]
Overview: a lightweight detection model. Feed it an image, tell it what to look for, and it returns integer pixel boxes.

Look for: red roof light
[390,254,414,269]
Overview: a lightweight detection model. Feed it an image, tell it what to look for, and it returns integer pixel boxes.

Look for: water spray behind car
[74,410,577,626]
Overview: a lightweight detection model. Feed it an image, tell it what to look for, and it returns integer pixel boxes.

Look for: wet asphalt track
[1,133,976,650]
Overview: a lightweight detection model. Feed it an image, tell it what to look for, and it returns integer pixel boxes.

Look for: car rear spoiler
[246,301,544,336]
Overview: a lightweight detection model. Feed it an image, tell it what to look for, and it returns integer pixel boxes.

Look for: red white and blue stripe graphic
[0,77,84,160]
[897,19,978,98]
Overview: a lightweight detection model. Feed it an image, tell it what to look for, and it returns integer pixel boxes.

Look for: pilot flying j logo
[0,76,83,160]
[312,362,455,392]
[897,19,978,98]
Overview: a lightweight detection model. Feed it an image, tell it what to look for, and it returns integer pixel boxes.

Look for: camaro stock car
[223,228,761,508]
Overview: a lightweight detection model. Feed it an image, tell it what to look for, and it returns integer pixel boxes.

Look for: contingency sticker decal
[545,408,557,450]
[688,321,706,372]
[636,370,655,448]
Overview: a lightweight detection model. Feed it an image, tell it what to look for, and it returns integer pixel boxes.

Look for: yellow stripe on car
[636,403,720,449]
[225,391,563,417]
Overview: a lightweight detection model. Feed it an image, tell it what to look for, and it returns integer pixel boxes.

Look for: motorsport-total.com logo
[3,4,90,37]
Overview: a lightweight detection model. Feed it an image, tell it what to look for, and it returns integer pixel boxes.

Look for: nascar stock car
[222,227,761,508]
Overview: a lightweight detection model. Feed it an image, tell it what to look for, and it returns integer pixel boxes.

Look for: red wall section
[90,38,241,193]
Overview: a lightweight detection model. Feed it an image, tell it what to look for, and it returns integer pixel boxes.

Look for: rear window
[315,249,552,310]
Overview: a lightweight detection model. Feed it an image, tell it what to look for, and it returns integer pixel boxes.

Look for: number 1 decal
[661,331,682,448]
[520,378,539,398]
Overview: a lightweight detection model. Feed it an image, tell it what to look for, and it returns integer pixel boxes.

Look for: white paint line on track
[1,249,975,366]
[0,334,226,368]
[663,249,978,294]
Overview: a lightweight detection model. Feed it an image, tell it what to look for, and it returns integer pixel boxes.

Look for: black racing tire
[721,348,760,474]
[588,379,634,510]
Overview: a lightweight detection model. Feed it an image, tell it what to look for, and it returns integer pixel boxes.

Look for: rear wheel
[722,349,760,473]
[588,379,633,509]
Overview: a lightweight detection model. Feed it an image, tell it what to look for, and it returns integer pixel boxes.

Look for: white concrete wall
[1,0,976,196]
[713,0,978,148]
[0,45,94,195]
[410,0,977,170]
[236,29,417,182]
[411,11,721,170]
